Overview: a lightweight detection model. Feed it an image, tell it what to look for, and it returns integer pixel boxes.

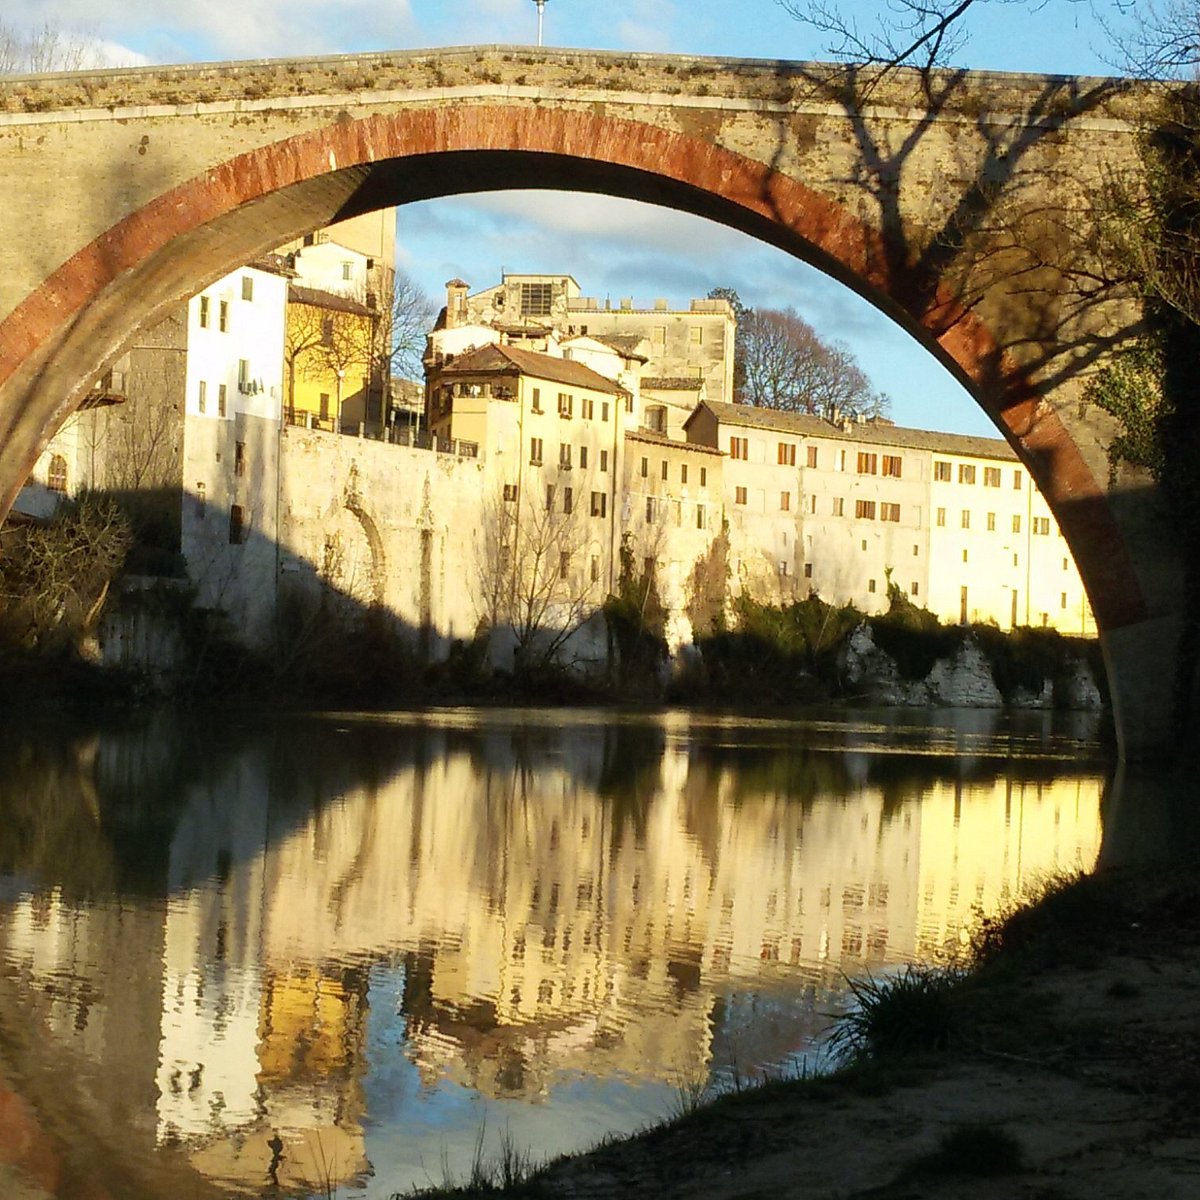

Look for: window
[602,401,610,422]
[778,442,796,466]
[986,511,996,531]
[319,392,330,420]
[804,563,814,578]
[545,483,555,510]
[582,397,594,420]
[836,449,847,472]
[195,482,206,518]
[640,456,648,478]
[961,509,971,529]
[963,549,969,563]
[1012,514,1022,534]
[559,443,572,469]
[868,579,877,593]
[653,325,666,345]
[218,384,227,418]
[520,282,552,316]
[661,460,669,481]
[199,296,210,327]
[881,503,900,522]
[234,442,246,477]
[219,300,229,332]
[590,491,607,518]
[911,581,920,596]
[984,466,1001,487]
[238,359,250,393]
[1063,557,1069,571]
[559,551,570,579]
[808,494,817,514]
[696,504,707,530]
[645,497,656,523]
[228,504,245,544]
[700,467,707,486]
[198,380,207,414]
[936,506,946,527]
[530,437,543,465]
[957,463,976,484]
[47,453,67,493]
[563,487,573,514]
[832,496,845,516]
[857,452,878,475]
[531,387,542,413]
[780,491,791,511]
[241,276,254,301]
[1034,517,1051,535]
[934,460,951,482]
[557,392,573,418]
[913,544,919,556]
[730,436,749,460]
[580,446,589,469]
[882,454,902,478]
[735,486,748,505]
[680,464,688,484]
[341,262,353,282]
[806,445,818,468]
[689,325,703,344]
[503,483,518,502]
[1014,469,1023,490]
[1062,592,1068,609]
[855,499,876,520]
[600,449,609,472]
[591,556,601,583]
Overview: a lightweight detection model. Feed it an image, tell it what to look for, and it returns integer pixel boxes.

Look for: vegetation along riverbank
[407,866,1200,1199]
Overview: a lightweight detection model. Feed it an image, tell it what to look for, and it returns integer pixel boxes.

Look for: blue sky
[8,1,1141,435]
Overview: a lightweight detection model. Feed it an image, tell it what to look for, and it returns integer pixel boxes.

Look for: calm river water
[0,706,1109,1199]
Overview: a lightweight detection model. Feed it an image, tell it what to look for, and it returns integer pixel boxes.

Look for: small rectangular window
[545,483,555,510]
[228,504,245,544]
[855,499,876,520]
[680,464,688,484]
[730,436,749,460]
[234,441,246,477]
[559,443,572,469]
[934,460,951,482]
[696,503,706,530]
[199,296,210,328]
[881,503,900,522]
[984,466,1001,487]
[580,446,589,469]
[503,483,518,502]
[198,380,207,414]
[219,300,229,332]
[1014,469,1023,490]
[806,445,818,468]
[531,387,543,413]
[563,486,573,514]
[804,563,813,578]
[911,581,920,596]
[735,486,747,505]
[645,497,655,523]
[700,467,707,486]
[218,384,227,418]
[602,401,610,422]
[557,392,573,418]
[342,262,354,282]
[778,442,796,466]
[241,276,254,302]
[936,507,946,527]
[689,325,702,344]
[959,464,976,484]
[1012,514,1022,533]
[590,491,607,518]
[987,511,996,530]
[661,460,669,480]
[600,449,609,472]
[832,497,845,516]
[882,455,902,478]
[780,492,791,511]
[868,579,877,593]
[640,456,648,478]
[857,452,878,475]
[559,550,570,579]
[591,556,601,583]
[961,509,971,529]
[530,437,543,466]
[582,397,594,420]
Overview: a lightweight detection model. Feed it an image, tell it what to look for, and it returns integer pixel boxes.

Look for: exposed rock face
[839,624,1103,711]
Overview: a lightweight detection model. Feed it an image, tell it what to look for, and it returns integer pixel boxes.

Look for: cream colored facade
[686,402,1097,635]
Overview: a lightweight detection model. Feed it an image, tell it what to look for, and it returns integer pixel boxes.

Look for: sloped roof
[626,428,724,456]
[592,334,649,360]
[435,342,629,396]
[288,284,374,316]
[689,400,1018,462]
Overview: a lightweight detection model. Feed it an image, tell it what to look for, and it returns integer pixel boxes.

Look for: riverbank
[413,867,1200,1199]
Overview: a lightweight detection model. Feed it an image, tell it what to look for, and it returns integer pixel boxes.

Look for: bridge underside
[0,49,1178,757]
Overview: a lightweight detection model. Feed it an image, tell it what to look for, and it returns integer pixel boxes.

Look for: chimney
[445,278,469,329]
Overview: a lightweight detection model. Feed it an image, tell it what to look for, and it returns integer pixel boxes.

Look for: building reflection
[0,716,1104,1196]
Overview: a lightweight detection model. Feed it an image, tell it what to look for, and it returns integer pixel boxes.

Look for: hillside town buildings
[16,251,1096,678]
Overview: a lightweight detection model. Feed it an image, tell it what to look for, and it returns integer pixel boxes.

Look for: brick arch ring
[0,102,1144,630]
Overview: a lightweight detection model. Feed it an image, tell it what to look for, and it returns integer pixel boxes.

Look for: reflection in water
[0,708,1107,1198]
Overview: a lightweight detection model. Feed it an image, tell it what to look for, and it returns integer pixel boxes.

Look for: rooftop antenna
[532,0,547,46]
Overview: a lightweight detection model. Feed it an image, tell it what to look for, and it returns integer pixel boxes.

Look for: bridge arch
[0,57,1173,755]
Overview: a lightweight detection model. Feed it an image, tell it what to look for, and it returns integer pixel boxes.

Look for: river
[0,706,1108,1199]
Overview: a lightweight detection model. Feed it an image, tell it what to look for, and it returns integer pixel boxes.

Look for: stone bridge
[0,45,1170,756]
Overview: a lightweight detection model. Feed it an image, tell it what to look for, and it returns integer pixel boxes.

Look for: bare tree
[0,20,102,74]
[739,305,891,418]
[367,267,437,386]
[475,479,602,674]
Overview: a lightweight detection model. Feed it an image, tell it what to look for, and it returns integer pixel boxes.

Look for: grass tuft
[828,964,966,1064]
[913,1122,1025,1177]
